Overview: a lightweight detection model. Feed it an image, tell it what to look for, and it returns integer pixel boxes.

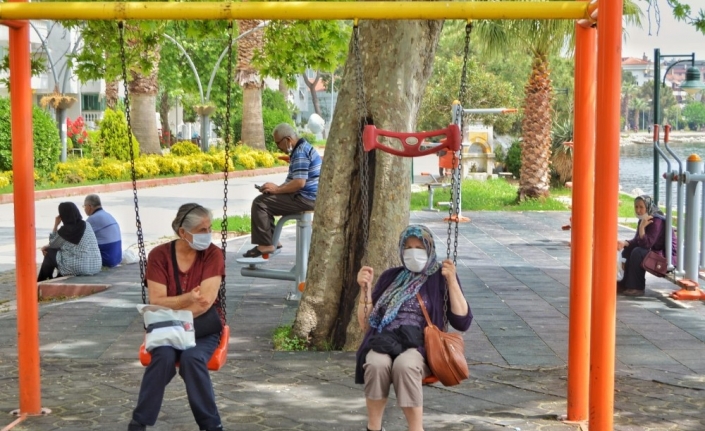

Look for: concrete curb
[0,166,289,204]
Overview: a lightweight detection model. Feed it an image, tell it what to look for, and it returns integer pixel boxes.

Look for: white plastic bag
[137,304,196,351]
[122,248,138,265]
[616,250,627,281]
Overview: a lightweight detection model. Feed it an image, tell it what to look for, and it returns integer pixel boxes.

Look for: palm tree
[629,98,648,130]
[474,1,642,200]
[622,82,638,131]
[236,19,266,150]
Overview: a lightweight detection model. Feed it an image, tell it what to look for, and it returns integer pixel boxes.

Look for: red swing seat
[362,124,462,157]
[422,374,439,385]
[139,325,230,371]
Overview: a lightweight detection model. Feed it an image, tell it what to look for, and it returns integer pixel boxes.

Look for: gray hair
[171,203,213,234]
[84,194,102,208]
[273,123,297,140]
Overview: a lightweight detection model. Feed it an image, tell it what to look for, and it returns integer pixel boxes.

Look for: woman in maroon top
[618,195,676,297]
[129,203,225,431]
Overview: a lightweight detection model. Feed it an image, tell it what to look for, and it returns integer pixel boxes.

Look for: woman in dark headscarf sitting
[617,195,677,296]
[38,202,102,281]
[355,225,472,431]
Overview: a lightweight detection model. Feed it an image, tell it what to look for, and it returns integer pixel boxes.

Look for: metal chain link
[217,22,235,322]
[119,22,148,305]
[446,23,472,266]
[353,24,371,319]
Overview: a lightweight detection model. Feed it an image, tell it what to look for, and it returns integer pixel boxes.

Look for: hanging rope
[353,23,372,318]
[119,22,148,304]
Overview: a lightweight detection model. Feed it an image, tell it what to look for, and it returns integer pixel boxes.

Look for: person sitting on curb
[38,202,102,282]
[243,123,322,258]
[83,194,122,267]
[617,195,676,296]
[355,225,472,431]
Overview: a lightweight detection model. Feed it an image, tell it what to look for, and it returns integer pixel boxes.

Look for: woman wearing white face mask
[355,225,472,431]
[617,195,676,297]
[128,203,225,431]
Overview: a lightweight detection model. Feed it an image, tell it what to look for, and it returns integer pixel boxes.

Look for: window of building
[82,93,104,111]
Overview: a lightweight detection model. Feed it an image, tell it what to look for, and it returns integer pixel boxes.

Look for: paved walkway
[1,199,704,429]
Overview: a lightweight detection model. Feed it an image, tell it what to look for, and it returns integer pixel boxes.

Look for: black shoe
[201,426,223,431]
[127,419,146,431]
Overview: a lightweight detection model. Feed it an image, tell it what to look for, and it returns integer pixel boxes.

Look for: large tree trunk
[303,71,323,117]
[518,52,552,200]
[292,20,443,351]
[237,19,266,150]
[129,69,162,155]
[279,79,288,99]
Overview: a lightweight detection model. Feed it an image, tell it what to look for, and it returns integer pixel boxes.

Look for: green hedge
[0,97,61,175]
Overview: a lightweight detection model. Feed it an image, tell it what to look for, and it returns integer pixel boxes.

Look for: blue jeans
[132,333,221,429]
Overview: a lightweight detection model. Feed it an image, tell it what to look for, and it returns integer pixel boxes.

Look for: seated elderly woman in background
[128,203,225,431]
[618,195,677,297]
[38,202,101,282]
[355,225,472,431]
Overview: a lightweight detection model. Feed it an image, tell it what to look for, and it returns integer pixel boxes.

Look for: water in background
[620,142,705,205]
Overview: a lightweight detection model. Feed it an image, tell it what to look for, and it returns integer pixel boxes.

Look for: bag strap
[416,293,434,327]
[170,240,182,295]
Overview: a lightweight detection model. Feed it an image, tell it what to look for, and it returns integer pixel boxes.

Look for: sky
[622,0,705,62]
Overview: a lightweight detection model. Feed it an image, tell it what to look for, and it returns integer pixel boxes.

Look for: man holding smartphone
[243,123,322,258]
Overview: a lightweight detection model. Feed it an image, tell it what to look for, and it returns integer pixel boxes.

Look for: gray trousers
[364,349,430,407]
[250,193,315,246]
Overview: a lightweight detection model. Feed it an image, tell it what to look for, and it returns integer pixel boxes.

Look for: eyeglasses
[276,136,290,147]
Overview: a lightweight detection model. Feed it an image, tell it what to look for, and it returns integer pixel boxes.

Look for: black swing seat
[363,124,462,157]
[139,325,230,371]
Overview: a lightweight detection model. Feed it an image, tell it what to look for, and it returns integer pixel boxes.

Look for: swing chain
[217,22,235,322]
[119,22,148,304]
[353,24,371,318]
[446,23,472,265]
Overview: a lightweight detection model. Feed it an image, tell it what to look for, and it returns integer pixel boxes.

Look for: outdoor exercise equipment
[236,212,314,301]
[121,22,235,371]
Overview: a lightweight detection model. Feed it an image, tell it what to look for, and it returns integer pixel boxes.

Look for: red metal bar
[566,17,596,423]
[0,19,25,28]
[363,124,461,157]
[590,0,622,428]
[8,1,42,414]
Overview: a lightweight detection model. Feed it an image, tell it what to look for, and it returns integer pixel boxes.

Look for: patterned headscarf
[368,225,442,332]
[635,195,664,218]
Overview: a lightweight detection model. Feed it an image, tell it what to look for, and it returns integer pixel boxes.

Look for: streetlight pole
[652,49,705,205]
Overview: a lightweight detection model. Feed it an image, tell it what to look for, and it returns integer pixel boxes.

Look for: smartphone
[254,184,262,191]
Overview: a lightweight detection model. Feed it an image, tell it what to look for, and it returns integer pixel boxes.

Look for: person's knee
[150,347,178,368]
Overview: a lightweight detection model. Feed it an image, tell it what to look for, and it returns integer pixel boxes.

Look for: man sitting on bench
[243,123,322,258]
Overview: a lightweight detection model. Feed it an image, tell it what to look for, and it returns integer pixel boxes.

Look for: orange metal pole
[566,18,596,423]
[590,0,622,428]
[9,0,42,415]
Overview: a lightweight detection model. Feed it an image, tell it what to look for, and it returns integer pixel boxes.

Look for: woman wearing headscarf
[355,225,472,431]
[617,195,677,296]
[38,202,102,281]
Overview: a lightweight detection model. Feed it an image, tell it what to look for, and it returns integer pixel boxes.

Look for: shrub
[170,141,201,157]
[133,157,161,179]
[234,153,257,170]
[505,139,522,179]
[251,150,275,168]
[0,97,62,175]
[0,171,10,188]
[97,109,140,161]
[99,159,128,180]
[155,155,182,175]
[299,131,317,145]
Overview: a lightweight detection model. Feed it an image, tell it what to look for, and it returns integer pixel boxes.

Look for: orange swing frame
[139,325,231,371]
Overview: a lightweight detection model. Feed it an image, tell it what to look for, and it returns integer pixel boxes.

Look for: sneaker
[623,289,644,297]
[127,420,146,431]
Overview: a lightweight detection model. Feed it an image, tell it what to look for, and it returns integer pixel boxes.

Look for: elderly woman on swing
[355,225,472,431]
[618,195,677,297]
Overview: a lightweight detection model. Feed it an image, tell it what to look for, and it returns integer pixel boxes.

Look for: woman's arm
[632,217,663,250]
[441,260,468,316]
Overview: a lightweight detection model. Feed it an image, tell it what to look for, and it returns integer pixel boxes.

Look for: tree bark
[292,19,443,351]
[519,52,552,200]
[159,92,171,145]
[237,18,266,150]
[279,79,288,99]
[303,71,323,117]
[129,69,162,155]
[105,80,119,110]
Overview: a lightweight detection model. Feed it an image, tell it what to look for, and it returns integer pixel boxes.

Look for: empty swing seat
[363,124,461,157]
[139,325,230,371]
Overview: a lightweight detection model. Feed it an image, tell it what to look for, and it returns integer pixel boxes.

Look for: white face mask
[187,231,212,251]
[636,213,650,221]
[403,248,428,273]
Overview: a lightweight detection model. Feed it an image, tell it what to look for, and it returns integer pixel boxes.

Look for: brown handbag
[641,250,668,277]
[416,293,469,387]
